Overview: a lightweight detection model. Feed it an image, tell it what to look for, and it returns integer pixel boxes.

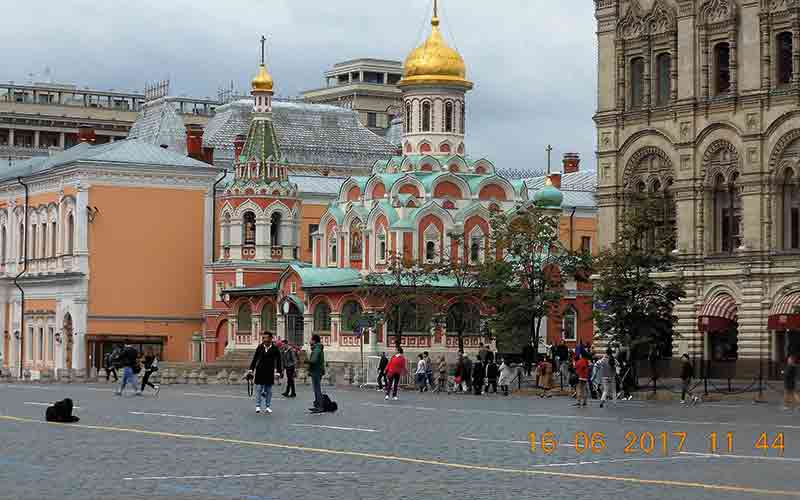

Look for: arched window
[777,31,793,86]
[243,212,256,246]
[562,307,577,341]
[30,223,37,260]
[41,222,46,258]
[714,42,731,95]
[421,101,431,132]
[328,232,338,265]
[314,301,331,333]
[405,103,412,133]
[425,241,436,262]
[18,223,24,259]
[446,302,480,335]
[470,240,480,264]
[50,221,56,256]
[655,53,671,106]
[237,303,252,333]
[460,102,465,133]
[341,301,362,333]
[1,226,6,264]
[270,212,281,247]
[444,102,454,133]
[67,213,74,254]
[221,213,231,246]
[629,57,645,109]
[261,303,277,334]
[781,169,800,250]
[713,173,742,253]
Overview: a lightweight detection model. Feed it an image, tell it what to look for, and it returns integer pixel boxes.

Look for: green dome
[533,179,563,209]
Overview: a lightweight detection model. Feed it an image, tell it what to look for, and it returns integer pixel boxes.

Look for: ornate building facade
[206,5,597,365]
[594,0,800,376]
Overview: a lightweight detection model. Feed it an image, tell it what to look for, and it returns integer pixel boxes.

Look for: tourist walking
[415,354,427,392]
[308,334,325,411]
[140,350,160,396]
[437,355,448,392]
[783,355,798,411]
[104,348,118,382]
[424,351,434,390]
[454,354,465,392]
[248,332,283,414]
[498,358,512,396]
[596,350,616,407]
[114,344,141,397]
[384,347,407,400]
[472,357,484,395]
[679,353,698,405]
[478,343,489,364]
[538,357,553,398]
[486,357,498,394]
[377,352,389,390]
[573,352,590,407]
[463,355,473,392]
[280,341,297,398]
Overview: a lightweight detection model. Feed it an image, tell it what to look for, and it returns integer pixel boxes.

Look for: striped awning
[698,294,737,332]
[768,292,800,330]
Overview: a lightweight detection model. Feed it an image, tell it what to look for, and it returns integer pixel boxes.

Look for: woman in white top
[415,354,427,392]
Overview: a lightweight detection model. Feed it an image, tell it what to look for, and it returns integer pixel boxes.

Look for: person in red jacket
[384,347,408,401]
[573,352,590,407]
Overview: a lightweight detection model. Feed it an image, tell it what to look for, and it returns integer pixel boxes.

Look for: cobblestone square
[1,382,798,499]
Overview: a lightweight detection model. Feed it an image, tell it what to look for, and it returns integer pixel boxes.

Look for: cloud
[2,0,597,172]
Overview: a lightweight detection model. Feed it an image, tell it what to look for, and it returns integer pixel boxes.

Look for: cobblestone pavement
[1,382,799,500]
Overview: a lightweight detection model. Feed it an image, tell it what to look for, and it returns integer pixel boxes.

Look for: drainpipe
[13,176,28,379]
[211,169,228,262]
[569,207,576,252]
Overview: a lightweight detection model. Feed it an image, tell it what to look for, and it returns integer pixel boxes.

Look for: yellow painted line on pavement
[1,415,797,498]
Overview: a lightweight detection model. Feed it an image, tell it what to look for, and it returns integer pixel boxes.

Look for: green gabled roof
[223,282,278,297]
[326,203,345,224]
[511,179,527,196]
[241,117,281,164]
[391,207,420,229]
[291,265,363,289]
[375,172,406,192]
[346,203,370,222]
[372,200,401,225]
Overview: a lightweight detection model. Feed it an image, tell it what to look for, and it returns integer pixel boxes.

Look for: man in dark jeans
[280,341,297,398]
[377,352,388,390]
[308,334,325,412]
[103,349,118,382]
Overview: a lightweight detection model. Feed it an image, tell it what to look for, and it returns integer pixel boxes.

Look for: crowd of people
[104,344,161,397]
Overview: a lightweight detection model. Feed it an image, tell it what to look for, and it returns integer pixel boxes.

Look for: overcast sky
[3,0,597,173]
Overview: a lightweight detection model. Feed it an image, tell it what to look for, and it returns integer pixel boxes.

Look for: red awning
[768,292,800,330]
[698,294,737,332]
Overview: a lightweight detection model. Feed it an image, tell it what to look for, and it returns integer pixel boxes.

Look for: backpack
[321,394,338,412]
[110,350,124,369]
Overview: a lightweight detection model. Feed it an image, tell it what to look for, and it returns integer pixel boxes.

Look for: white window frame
[328,230,338,267]
[562,307,577,342]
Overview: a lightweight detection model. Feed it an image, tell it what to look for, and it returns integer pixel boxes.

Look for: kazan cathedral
[203,5,568,365]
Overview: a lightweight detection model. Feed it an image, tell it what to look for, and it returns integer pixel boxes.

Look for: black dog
[45,398,80,423]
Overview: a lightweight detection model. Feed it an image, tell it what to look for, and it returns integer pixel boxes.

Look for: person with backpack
[573,352,590,407]
[783,355,799,411]
[596,349,616,408]
[680,353,698,405]
[248,332,283,414]
[308,334,325,412]
[384,347,407,401]
[114,344,142,397]
[140,350,160,396]
[377,352,389,390]
[280,341,297,398]
[104,347,118,382]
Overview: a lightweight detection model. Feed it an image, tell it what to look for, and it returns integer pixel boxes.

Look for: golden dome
[251,64,274,92]
[399,14,472,89]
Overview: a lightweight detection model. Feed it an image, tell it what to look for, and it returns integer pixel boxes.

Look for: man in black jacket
[114,344,141,397]
[248,332,282,414]
[377,352,388,390]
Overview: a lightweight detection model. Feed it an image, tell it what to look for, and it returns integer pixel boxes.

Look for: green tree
[359,252,438,349]
[480,206,590,356]
[592,201,685,361]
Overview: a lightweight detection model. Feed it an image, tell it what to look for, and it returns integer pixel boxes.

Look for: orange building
[0,126,220,378]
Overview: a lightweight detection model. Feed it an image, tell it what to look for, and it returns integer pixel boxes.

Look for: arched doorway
[215,319,228,361]
[286,303,303,347]
[698,293,738,379]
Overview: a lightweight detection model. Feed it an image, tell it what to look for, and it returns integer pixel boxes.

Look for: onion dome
[399,6,472,89]
[533,177,563,209]
[251,64,274,92]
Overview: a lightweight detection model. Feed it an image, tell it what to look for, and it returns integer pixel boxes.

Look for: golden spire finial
[251,34,274,92]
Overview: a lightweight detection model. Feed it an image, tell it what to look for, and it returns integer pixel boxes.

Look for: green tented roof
[241,117,281,165]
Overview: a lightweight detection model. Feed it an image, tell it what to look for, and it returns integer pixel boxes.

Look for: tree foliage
[592,201,686,358]
[479,207,591,355]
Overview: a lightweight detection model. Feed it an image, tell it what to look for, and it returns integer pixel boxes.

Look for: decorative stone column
[252,316,261,347]
[303,313,313,346]
[74,184,89,274]
[70,298,88,377]
[729,30,738,95]
[331,313,341,346]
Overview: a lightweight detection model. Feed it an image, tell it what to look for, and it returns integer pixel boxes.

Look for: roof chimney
[233,134,246,162]
[78,124,96,144]
[562,152,580,174]
[549,173,562,189]
[186,124,204,161]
